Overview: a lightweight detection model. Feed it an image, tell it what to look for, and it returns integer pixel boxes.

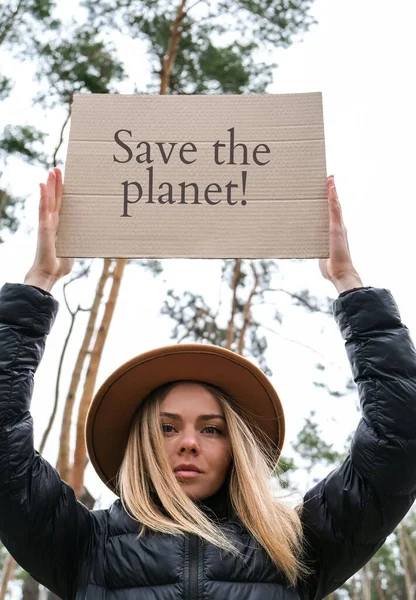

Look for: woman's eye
[161,424,175,433]
[204,426,222,435]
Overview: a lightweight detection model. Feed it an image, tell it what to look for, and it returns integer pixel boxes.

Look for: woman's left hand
[319,175,363,294]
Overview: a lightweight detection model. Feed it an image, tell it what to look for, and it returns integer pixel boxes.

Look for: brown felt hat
[86,343,285,495]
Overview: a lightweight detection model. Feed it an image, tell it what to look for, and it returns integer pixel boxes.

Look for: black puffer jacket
[1,282,416,600]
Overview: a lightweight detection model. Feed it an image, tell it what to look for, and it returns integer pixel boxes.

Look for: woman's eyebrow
[160,412,225,422]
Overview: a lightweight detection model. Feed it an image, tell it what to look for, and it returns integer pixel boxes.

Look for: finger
[39,183,49,224]
[53,167,63,213]
[328,180,343,228]
[46,170,56,213]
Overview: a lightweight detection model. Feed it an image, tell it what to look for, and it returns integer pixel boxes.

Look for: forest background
[1,0,416,598]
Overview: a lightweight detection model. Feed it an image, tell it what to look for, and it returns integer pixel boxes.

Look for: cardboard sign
[57,93,329,259]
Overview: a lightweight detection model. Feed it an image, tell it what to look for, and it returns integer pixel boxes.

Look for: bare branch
[257,322,344,369]
[258,287,333,315]
[56,259,112,481]
[237,261,259,355]
[225,258,241,350]
[52,100,72,167]
[186,0,206,14]
[63,263,92,315]
[39,305,79,454]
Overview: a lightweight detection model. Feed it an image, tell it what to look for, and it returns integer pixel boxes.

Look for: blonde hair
[117,380,309,586]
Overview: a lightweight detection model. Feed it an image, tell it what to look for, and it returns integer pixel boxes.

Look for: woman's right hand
[24,168,74,292]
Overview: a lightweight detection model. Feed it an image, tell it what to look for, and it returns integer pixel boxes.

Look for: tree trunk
[400,524,415,600]
[56,259,112,481]
[360,563,372,600]
[160,0,187,94]
[226,259,241,350]
[375,577,387,600]
[0,554,16,600]
[351,575,360,600]
[38,585,49,600]
[237,262,259,355]
[71,259,126,497]
[21,574,40,600]
[372,562,387,600]
[403,524,416,577]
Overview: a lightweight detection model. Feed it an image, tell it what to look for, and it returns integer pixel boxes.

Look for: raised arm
[297,177,416,599]
[0,170,94,599]
[298,285,416,599]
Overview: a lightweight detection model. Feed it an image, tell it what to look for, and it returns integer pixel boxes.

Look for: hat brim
[86,343,285,495]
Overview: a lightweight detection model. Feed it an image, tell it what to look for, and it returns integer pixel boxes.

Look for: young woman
[1,169,416,600]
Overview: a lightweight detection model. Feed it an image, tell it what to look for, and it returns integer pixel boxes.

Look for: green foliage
[0,186,23,243]
[82,0,316,94]
[129,258,164,275]
[226,0,316,45]
[161,259,284,375]
[27,0,56,20]
[289,288,333,314]
[0,74,13,100]
[292,410,345,476]
[0,126,48,239]
[0,0,59,240]
[0,125,48,166]
[162,289,227,343]
[33,26,126,107]
[273,454,297,488]
[141,16,274,94]
[0,0,58,49]
[1,7,126,239]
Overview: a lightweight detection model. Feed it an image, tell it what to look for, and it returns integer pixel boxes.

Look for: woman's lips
[175,470,201,479]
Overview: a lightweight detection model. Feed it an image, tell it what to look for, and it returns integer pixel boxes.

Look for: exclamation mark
[241,171,247,206]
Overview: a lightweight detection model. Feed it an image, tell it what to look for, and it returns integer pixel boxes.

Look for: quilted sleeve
[0,283,94,600]
[298,287,416,600]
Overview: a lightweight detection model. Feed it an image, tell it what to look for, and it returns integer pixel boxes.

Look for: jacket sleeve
[0,283,94,600]
[297,287,416,600]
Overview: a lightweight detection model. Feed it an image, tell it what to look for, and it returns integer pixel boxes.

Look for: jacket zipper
[188,534,199,600]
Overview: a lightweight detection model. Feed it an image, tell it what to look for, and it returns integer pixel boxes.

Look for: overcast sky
[1,0,415,509]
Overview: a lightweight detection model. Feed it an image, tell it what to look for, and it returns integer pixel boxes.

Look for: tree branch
[63,264,91,315]
[56,259,112,481]
[186,0,206,14]
[225,258,241,350]
[39,265,92,455]
[257,321,344,369]
[52,100,72,167]
[258,287,333,314]
[39,305,80,455]
[237,261,259,355]
[160,0,187,95]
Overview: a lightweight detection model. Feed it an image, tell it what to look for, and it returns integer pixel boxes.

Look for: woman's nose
[178,430,200,454]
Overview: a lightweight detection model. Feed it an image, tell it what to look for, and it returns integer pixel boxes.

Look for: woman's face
[159,382,232,500]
